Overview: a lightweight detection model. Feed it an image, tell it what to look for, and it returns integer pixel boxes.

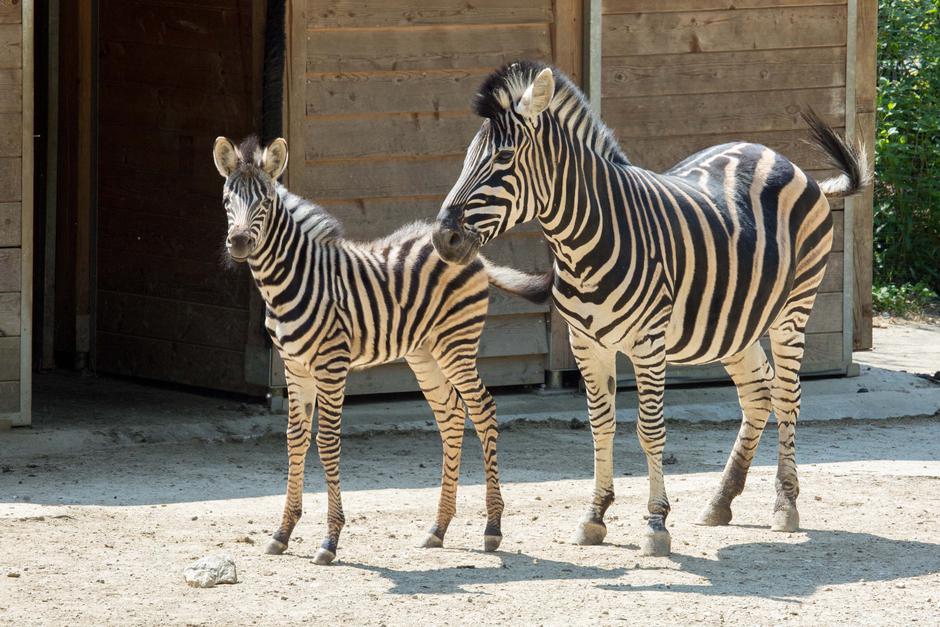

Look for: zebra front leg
[437,354,503,552]
[697,342,774,526]
[569,330,618,546]
[632,333,671,556]
[311,360,350,565]
[406,349,466,549]
[266,368,316,555]
[769,324,806,533]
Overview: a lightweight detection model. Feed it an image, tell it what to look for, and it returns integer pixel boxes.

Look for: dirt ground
[2,414,940,626]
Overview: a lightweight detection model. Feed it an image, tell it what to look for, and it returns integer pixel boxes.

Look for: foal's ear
[262,138,289,180]
[515,67,555,120]
[213,137,238,178]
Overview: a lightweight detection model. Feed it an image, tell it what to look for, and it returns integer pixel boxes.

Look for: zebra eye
[494,149,515,165]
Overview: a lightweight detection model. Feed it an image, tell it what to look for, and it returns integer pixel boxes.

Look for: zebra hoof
[572,520,607,546]
[640,528,671,557]
[419,533,444,549]
[264,538,288,555]
[312,548,336,565]
[771,506,800,532]
[483,534,502,552]
[695,497,733,526]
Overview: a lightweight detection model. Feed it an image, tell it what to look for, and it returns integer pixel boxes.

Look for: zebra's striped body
[433,62,869,556]
[213,136,550,564]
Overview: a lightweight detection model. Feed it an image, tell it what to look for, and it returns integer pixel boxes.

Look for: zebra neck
[248,195,334,320]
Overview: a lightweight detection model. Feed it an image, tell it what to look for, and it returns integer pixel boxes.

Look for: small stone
[857,387,869,394]
[7,572,20,578]
[191,516,198,521]
[183,554,237,588]
[663,453,678,465]
[235,536,254,545]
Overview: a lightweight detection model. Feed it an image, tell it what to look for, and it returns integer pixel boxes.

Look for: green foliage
[872,281,938,316]
[875,1,940,293]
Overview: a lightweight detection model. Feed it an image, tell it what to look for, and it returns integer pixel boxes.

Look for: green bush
[872,282,938,317]
[875,1,940,293]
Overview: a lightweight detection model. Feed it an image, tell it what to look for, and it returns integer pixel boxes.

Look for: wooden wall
[94,0,262,393]
[281,0,581,393]
[0,0,31,425]
[594,0,855,379]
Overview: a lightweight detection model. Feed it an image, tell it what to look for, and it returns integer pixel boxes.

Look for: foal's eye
[494,150,515,165]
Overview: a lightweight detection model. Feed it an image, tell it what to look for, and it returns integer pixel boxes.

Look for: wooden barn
[1,0,876,425]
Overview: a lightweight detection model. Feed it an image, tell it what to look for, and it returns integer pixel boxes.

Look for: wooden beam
[41,0,60,371]
[18,0,34,425]
[74,0,93,369]
[583,0,601,113]
[851,0,876,350]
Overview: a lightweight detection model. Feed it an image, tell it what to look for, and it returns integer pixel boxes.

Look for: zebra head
[212,136,289,262]
[433,62,557,264]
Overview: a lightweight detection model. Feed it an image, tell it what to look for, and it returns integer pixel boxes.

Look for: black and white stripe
[213,135,551,564]
[433,61,870,556]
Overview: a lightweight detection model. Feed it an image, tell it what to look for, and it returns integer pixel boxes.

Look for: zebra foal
[433,62,870,556]
[213,135,550,564]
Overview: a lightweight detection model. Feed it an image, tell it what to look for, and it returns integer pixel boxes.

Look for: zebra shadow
[322,551,632,595]
[598,528,940,599]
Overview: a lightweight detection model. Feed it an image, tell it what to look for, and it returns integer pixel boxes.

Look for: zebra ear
[515,67,555,119]
[213,137,238,178]
[262,138,289,180]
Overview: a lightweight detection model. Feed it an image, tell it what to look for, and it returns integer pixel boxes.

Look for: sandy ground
[2,414,940,626]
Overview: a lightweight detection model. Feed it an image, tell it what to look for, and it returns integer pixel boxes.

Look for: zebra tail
[480,257,553,304]
[801,107,872,198]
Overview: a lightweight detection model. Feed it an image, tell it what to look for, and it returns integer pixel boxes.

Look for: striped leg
[434,350,503,552]
[697,342,774,526]
[632,331,671,557]
[569,329,618,546]
[406,348,466,549]
[769,323,806,532]
[266,365,316,556]
[310,356,351,565]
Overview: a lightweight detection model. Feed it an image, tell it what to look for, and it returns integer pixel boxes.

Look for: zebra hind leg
[769,322,807,533]
[405,349,466,549]
[697,342,774,526]
[568,330,618,546]
[265,368,316,556]
[435,351,503,552]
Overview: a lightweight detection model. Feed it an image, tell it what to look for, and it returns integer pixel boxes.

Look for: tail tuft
[480,258,553,304]
[801,107,872,198]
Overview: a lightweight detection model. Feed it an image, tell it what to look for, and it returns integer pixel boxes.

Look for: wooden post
[852,0,877,350]
[74,0,93,370]
[19,0,35,425]
[41,0,60,371]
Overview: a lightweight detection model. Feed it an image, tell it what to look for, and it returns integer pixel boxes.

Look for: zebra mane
[473,61,630,165]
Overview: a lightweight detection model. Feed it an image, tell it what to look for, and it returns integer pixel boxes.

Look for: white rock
[184,554,237,588]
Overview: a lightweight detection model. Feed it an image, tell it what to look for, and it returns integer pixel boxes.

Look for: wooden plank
[620,128,848,172]
[806,291,843,335]
[831,207,843,252]
[305,70,485,116]
[603,0,846,14]
[306,0,554,29]
[0,112,20,156]
[605,87,845,139]
[0,335,19,380]
[0,201,20,246]
[97,246,252,310]
[97,85,251,134]
[97,291,249,352]
[0,67,21,112]
[99,41,251,93]
[306,23,551,73]
[0,156,21,200]
[602,47,846,98]
[303,113,481,160]
[0,292,19,336]
[75,0,92,357]
[297,154,464,199]
[0,381,17,414]
[602,6,847,57]
[0,248,19,291]
[0,0,23,24]
[819,252,843,294]
[21,0,35,423]
[0,23,21,67]
[41,0,61,370]
[553,0,583,84]
[100,0,250,51]
[96,331,253,394]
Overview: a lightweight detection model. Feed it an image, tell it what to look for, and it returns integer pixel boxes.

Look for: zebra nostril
[446,230,462,248]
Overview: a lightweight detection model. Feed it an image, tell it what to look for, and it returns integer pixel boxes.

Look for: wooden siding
[283,0,569,393]
[596,0,851,380]
[95,0,260,394]
[0,1,23,422]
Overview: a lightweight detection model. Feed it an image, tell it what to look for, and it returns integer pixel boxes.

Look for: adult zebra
[212,136,551,564]
[432,61,870,556]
